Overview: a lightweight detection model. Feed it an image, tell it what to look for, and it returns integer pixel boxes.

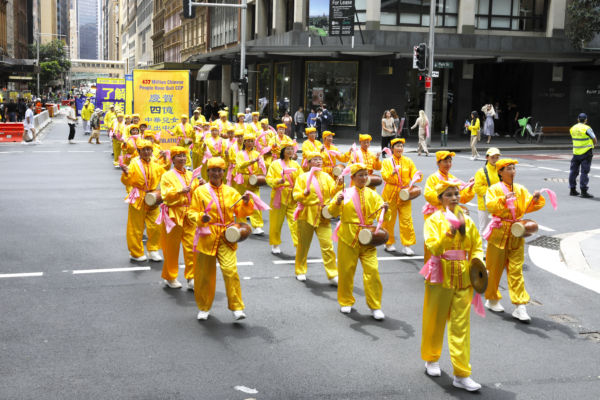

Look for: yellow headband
[277,124,287,129]
[243,132,256,141]
[170,146,188,159]
[322,131,335,138]
[117,113,124,118]
[435,180,461,195]
[137,139,153,149]
[390,138,405,146]
[125,115,132,119]
[226,126,236,132]
[359,134,372,142]
[181,114,189,119]
[210,123,220,130]
[129,124,140,131]
[234,129,245,136]
[260,118,269,125]
[496,159,519,171]
[350,163,367,176]
[436,151,456,162]
[252,112,260,116]
[132,114,140,118]
[304,151,321,161]
[237,113,245,117]
[305,127,317,134]
[219,111,228,117]
[207,157,226,170]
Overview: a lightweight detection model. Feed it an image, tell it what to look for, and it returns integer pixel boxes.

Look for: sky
[309,0,330,17]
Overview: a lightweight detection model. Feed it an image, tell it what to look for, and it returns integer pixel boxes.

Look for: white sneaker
[485,299,504,312]
[197,310,210,320]
[425,361,441,377]
[114,165,121,169]
[69,140,76,144]
[148,251,163,262]
[469,157,475,161]
[233,310,246,320]
[402,246,415,255]
[372,309,385,320]
[296,274,307,282]
[187,279,194,291]
[35,140,42,144]
[453,376,482,391]
[165,279,182,289]
[21,141,28,145]
[253,227,264,235]
[512,304,531,321]
[384,244,396,252]
[130,254,147,262]
[271,245,281,254]
[340,306,352,314]
[329,276,339,286]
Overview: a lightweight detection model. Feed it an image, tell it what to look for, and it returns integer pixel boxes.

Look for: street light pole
[424,0,435,146]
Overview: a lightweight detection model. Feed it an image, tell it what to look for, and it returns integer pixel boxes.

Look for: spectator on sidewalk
[66,100,78,144]
[320,104,333,134]
[17,99,26,122]
[466,111,481,160]
[506,102,519,137]
[6,99,18,122]
[307,108,317,135]
[22,103,41,145]
[89,109,103,144]
[294,107,305,140]
[244,108,252,123]
[0,99,6,122]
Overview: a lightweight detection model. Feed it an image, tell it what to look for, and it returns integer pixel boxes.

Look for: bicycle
[514,116,545,144]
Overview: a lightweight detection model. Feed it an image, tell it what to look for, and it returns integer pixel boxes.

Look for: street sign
[329,0,354,36]
[434,61,453,69]
[425,77,432,89]
[431,71,439,78]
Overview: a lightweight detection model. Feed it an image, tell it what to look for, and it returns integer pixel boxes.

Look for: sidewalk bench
[542,127,571,137]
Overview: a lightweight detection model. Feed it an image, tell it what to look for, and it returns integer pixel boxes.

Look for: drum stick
[367,206,385,219]
[229,197,244,209]
[202,200,206,209]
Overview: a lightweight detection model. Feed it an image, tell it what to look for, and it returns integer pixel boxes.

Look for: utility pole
[424,0,435,146]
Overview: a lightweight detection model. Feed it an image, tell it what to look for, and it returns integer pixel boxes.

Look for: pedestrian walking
[282,111,293,138]
[391,109,400,136]
[381,110,395,156]
[66,100,78,144]
[466,111,481,160]
[0,99,6,122]
[473,148,501,249]
[6,98,17,122]
[320,104,333,134]
[411,110,429,156]
[569,113,597,198]
[17,99,26,122]
[481,104,496,144]
[22,103,41,145]
[211,101,220,121]
[293,107,305,140]
[88,109,103,144]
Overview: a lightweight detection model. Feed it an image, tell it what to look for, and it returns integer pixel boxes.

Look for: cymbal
[470,257,488,294]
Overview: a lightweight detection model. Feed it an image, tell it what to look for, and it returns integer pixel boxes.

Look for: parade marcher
[569,113,597,198]
[222,126,238,182]
[191,108,205,126]
[235,113,247,133]
[473,148,501,249]
[246,112,261,135]
[104,105,116,131]
[292,151,343,283]
[122,125,141,167]
[142,131,171,170]
[381,138,422,255]
[266,138,302,254]
[256,122,278,170]
[171,114,194,169]
[483,159,546,321]
[301,127,322,171]
[187,157,255,321]
[328,163,391,319]
[120,140,167,262]
[191,121,209,169]
[235,132,266,235]
[201,122,225,181]
[158,147,204,290]
[345,134,383,189]
[81,101,93,135]
[227,128,246,189]
[421,180,484,392]
[269,122,296,160]
[319,131,349,179]
[217,110,233,135]
[111,113,125,168]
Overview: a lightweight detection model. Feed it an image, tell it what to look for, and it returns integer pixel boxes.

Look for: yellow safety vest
[570,123,594,155]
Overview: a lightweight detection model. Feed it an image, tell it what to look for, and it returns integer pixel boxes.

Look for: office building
[77,0,99,59]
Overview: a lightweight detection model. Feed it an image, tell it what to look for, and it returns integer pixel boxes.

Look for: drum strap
[331,187,368,243]
[242,150,254,175]
[207,184,225,224]
[172,169,192,204]
[500,182,517,220]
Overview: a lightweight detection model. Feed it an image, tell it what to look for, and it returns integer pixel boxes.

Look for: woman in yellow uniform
[381,138,422,255]
[201,122,225,181]
[266,138,301,254]
[235,132,266,235]
[171,114,195,169]
[111,113,125,168]
[235,113,247,132]
[483,159,545,321]
[191,108,205,126]
[473,148,501,249]
[319,131,349,178]
[142,131,171,170]
[122,125,141,166]
[104,105,116,131]
[246,112,261,135]
[187,157,254,321]
[158,147,204,290]
[217,110,233,135]
[328,163,390,319]
[221,126,237,183]
[269,122,294,160]
[120,140,167,262]
[292,151,343,284]
[421,180,484,392]
[227,129,245,189]
[301,127,322,171]
[344,134,382,189]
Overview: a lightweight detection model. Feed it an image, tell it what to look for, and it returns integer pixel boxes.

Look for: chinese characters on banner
[95,78,126,129]
[132,70,190,150]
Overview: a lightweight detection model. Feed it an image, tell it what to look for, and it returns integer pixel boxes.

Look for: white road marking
[68,151,95,153]
[590,166,600,170]
[0,151,24,153]
[537,225,556,232]
[466,202,477,207]
[594,175,600,178]
[274,259,323,265]
[274,277,280,279]
[538,167,561,171]
[274,256,423,264]
[0,272,43,278]
[179,261,254,268]
[103,151,112,152]
[243,277,251,280]
[33,151,60,153]
[72,267,150,274]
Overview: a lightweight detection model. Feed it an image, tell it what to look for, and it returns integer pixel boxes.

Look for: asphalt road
[2,117,600,399]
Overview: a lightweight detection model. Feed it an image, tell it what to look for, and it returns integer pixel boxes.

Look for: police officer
[569,113,597,198]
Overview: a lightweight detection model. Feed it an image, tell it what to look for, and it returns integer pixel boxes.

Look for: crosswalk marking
[33,151,60,153]
[71,267,151,274]
[179,261,254,268]
[538,167,561,171]
[274,256,423,264]
[0,272,43,278]
[538,225,556,232]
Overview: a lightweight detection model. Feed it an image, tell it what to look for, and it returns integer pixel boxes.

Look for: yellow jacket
[81,106,93,121]
[236,122,249,134]
[120,157,167,210]
[187,183,255,256]
[112,121,125,140]
[266,158,302,206]
[236,149,264,190]
[424,171,475,218]
[269,133,292,159]
[227,141,244,175]
[202,135,225,158]
[292,170,344,227]
[474,163,500,211]
[160,168,201,226]
[327,186,391,248]
[468,119,480,136]
[345,147,382,175]
[381,155,421,203]
[301,139,322,171]
[192,130,207,155]
[246,121,261,136]
[151,144,171,170]
[104,111,115,128]
[424,209,484,289]
[320,144,350,175]
[173,122,195,146]
[191,115,206,126]
[218,120,233,133]
[485,182,545,250]
[222,139,237,164]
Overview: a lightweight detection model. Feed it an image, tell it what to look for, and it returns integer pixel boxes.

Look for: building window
[355,0,458,27]
[305,61,358,126]
[256,64,271,119]
[274,62,291,121]
[476,0,546,31]
[210,0,238,48]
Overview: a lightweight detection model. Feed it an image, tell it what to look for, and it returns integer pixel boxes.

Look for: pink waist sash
[419,249,467,283]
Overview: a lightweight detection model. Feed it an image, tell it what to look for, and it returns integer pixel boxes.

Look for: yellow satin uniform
[218,119,233,134]
[269,133,291,160]
[327,187,391,309]
[187,183,255,312]
[246,121,261,136]
[201,136,225,181]
[484,182,545,305]
[235,149,265,228]
[266,158,302,247]
[172,123,195,167]
[422,209,484,378]
[104,111,116,130]
[473,163,499,211]
[120,157,167,258]
[227,141,244,193]
[292,171,343,279]
[320,144,350,178]
[191,129,207,169]
[191,114,206,126]
[301,139,322,171]
[381,155,421,247]
[345,148,383,175]
[111,120,125,166]
[235,122,249,133]
[256,129,274,169]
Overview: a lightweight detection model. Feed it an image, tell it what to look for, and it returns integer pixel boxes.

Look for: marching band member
[235,113,247,132]
[120,140,167,262]
[301,127,322,172]
[246,112,261,135]
[381,138,422,255]
[104,105,116,132]
[345,134,382,189]
[266,138,301,254]
[191,108,205,126]
[191,120,205,170]
[227,129,245,191]
[111,113,125,168]
[187,157,254,321]
[269,122,293,160]
[292,151,343,283]
[328,163,391,319]
[158,147,204,290]
[235,132,266,235]
[319,131,349,179]
[142,131,170,170]
[222,126,237,183]
[201,123,225,181]
[483,159,545,321]
[473,148,501,249]
[171,114,194,169]
[217,110,233,135]
[122,125,141,166]
[124,115,132,132]
[421,180,484,392]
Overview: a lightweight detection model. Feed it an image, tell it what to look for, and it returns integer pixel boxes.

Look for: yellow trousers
[337,240,382,309]
[112,139,122,166]
[421,282,473,378]
[485,243,529,304]
[194,240,244,312]
[246,187,263,228]
[295,219,338,279]
[192,152,202,170]
[269,203,298,247]
[160,218,195,281]
[383,200,416,246]
[126,204,161,258]
[185,150,192,168]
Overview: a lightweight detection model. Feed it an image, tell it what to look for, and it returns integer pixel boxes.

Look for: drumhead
[249,175,257,186]
[225,227,241,243]
[358,229,373,245]
[366,176,371,187]
[145,193,157,206]
[399,189,410,201]
[511,223,525,238]
[322,206,333,219]
[332,166,343,176]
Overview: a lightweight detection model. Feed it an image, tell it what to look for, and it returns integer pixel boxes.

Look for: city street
[2,115,600,399]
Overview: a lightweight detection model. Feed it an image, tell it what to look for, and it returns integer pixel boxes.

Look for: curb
[558,229,600,280]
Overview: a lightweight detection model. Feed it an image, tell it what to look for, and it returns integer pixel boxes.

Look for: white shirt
[67,107,76,123]
[24,109,34,128]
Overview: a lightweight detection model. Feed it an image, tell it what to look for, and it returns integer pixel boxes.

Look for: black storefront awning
[196,64,221,81]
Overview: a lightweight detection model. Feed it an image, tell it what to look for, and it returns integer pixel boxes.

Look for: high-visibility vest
[570,123,594,155]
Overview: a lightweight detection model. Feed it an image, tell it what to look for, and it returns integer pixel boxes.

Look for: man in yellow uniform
[104,105,116,132]
[328,163,390,319]
[301,127,322,171]
[381,138,422,255]
[111,113,125,168]
[120,140,167,262]
[217,110,233,135]
[319,131,349,178]
[201,122,225,181]
[473,148,501,249]
[81,100,93,135]
[187,157,254,321]
[158,146,204,290]
[235,132,266,235]
[484,159,545,321]
[266,138,302,254]
[191,108,206,126]
[171,114,195,169]
[569,113,597,198]
[344,134,382,189]
[269,122,295,160]
[292,151,343,284]
[421,180,484,392]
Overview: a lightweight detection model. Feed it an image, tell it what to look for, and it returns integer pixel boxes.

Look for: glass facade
[355,0,458,27]
[77,0,98,59]
[475,0,546,31]
[256,64,271,119]
[274,62,291,121]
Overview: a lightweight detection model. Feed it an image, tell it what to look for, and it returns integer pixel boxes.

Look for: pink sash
[293,168,323,221]
[255,130,269,152]
[124,159,148,204]
[323,146,341,168]
[422,172,473,215]
[301,140,319,168]
[352,143,365,164]
[332,187,368,242]
[419,249,467,284]
[155,169,191,233]
[273,159,296,209]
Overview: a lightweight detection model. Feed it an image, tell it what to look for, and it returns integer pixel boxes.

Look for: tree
[27,39,71,92]
[566,0,600,49]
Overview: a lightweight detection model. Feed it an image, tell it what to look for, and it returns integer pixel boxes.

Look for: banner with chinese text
[95,78,126,130]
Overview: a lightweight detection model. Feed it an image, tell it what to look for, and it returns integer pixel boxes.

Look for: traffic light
[239,77,248,92]
[416,43,427,71]
[231,60,240,81]
[183,0,195,19]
